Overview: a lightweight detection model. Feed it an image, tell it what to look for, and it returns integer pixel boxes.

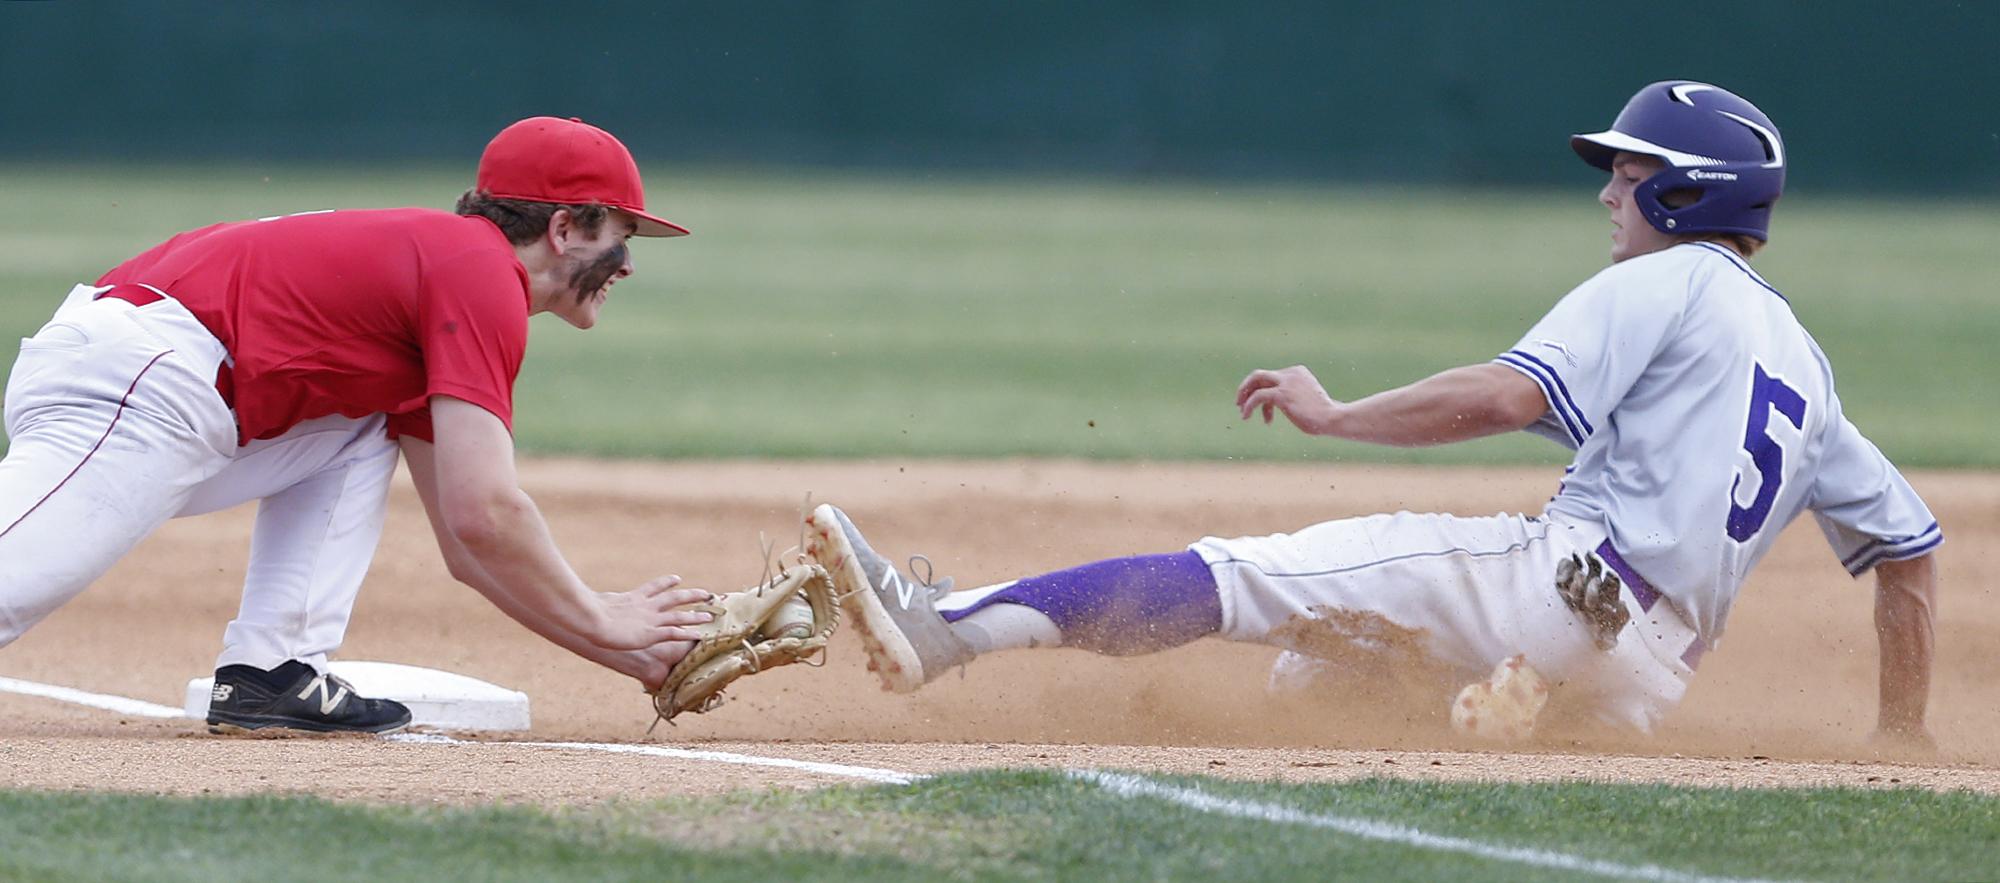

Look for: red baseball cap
[476,116,689,237]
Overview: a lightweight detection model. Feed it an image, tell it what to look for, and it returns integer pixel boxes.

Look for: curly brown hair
[454,189,609,246]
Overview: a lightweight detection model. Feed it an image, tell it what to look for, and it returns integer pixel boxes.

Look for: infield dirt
[1,459,1994,802]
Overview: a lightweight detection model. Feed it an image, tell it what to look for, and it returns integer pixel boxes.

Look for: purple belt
[1594,540,1708,670]
[1593,541,1661,611]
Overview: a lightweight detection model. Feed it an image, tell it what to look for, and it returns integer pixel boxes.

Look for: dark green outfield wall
[1,1,1993,192]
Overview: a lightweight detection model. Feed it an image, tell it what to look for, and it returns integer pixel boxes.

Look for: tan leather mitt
[651,564,839,724]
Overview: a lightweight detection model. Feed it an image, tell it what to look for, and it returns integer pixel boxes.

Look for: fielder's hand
[616,640,700,693]
[650,564,840,725]
[595,575,716,650]
[1237,365,1342,435]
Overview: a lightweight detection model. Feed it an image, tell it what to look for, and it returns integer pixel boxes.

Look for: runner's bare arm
[1872,553,1937,744]
[1237,363,1548,446]
[401,435,701,688]
[421,396,709,652]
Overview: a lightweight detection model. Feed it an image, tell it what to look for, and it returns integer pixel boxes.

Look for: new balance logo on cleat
[296,675,349,715]
[885,570,921,611]
[210,684,233,703]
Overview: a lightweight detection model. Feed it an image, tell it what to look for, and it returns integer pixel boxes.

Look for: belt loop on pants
[94,283,236,410]
[1595,540,1709,670]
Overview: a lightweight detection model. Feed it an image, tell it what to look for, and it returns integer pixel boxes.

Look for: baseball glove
[651,563,839,725]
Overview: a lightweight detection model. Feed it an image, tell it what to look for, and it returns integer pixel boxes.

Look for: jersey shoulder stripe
[1842,522,1944,575]
[1849,534,1944,575]
[1493,354,1584,445]
[1839,521,1941,568]
[1496,350,1594,441]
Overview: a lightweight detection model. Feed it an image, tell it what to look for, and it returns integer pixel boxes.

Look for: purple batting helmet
[1572,81,1785,241]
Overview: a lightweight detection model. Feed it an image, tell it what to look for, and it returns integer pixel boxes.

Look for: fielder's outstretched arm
[1237,363,1548,446]
[401,435,703,690]
[1872,553,1937,745]
[420,396,711,651]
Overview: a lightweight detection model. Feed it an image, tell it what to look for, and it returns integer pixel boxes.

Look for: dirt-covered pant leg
[177,413,398,674]
[0,289,236,647]
[1188,511,1693,732]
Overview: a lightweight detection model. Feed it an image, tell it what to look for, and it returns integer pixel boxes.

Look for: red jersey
[98,208,530,445]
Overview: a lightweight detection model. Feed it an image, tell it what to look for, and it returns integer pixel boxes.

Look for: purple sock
[939,551,1222,656]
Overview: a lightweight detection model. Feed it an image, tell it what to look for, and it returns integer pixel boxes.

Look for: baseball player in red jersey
[0,117,716,733]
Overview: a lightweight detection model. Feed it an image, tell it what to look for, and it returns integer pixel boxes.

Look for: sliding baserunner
[806,81,1940,741]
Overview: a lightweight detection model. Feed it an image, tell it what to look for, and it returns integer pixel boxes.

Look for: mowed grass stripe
[0,165,1993,464]
[3,770,1996,881]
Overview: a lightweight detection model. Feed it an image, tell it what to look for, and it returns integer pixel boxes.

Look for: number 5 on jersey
[1728,363,1806,543]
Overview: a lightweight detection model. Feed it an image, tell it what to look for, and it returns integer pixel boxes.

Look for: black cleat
[206,661,412,735]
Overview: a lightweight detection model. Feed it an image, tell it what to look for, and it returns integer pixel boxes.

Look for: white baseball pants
[0,284,399,673]
[1190,511,1699,731]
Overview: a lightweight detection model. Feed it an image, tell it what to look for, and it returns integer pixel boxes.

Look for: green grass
[2,770,1995,881]
[2,163,1994,465]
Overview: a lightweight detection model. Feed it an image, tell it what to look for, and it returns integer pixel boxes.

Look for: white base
[185,661,531,731]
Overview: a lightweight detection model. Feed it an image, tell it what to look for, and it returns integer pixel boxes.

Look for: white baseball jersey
[1493,242,1940,642]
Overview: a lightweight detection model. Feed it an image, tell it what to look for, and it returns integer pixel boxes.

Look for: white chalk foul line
[0,676,187,719]
[0,674,913,783]
[1071,770,1787,883]
[0,674,1788,881]
[387,732,916,784]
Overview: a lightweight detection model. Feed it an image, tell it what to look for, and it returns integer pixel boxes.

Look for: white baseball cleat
[803,504,972,693]
[1449,654,1551,742]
